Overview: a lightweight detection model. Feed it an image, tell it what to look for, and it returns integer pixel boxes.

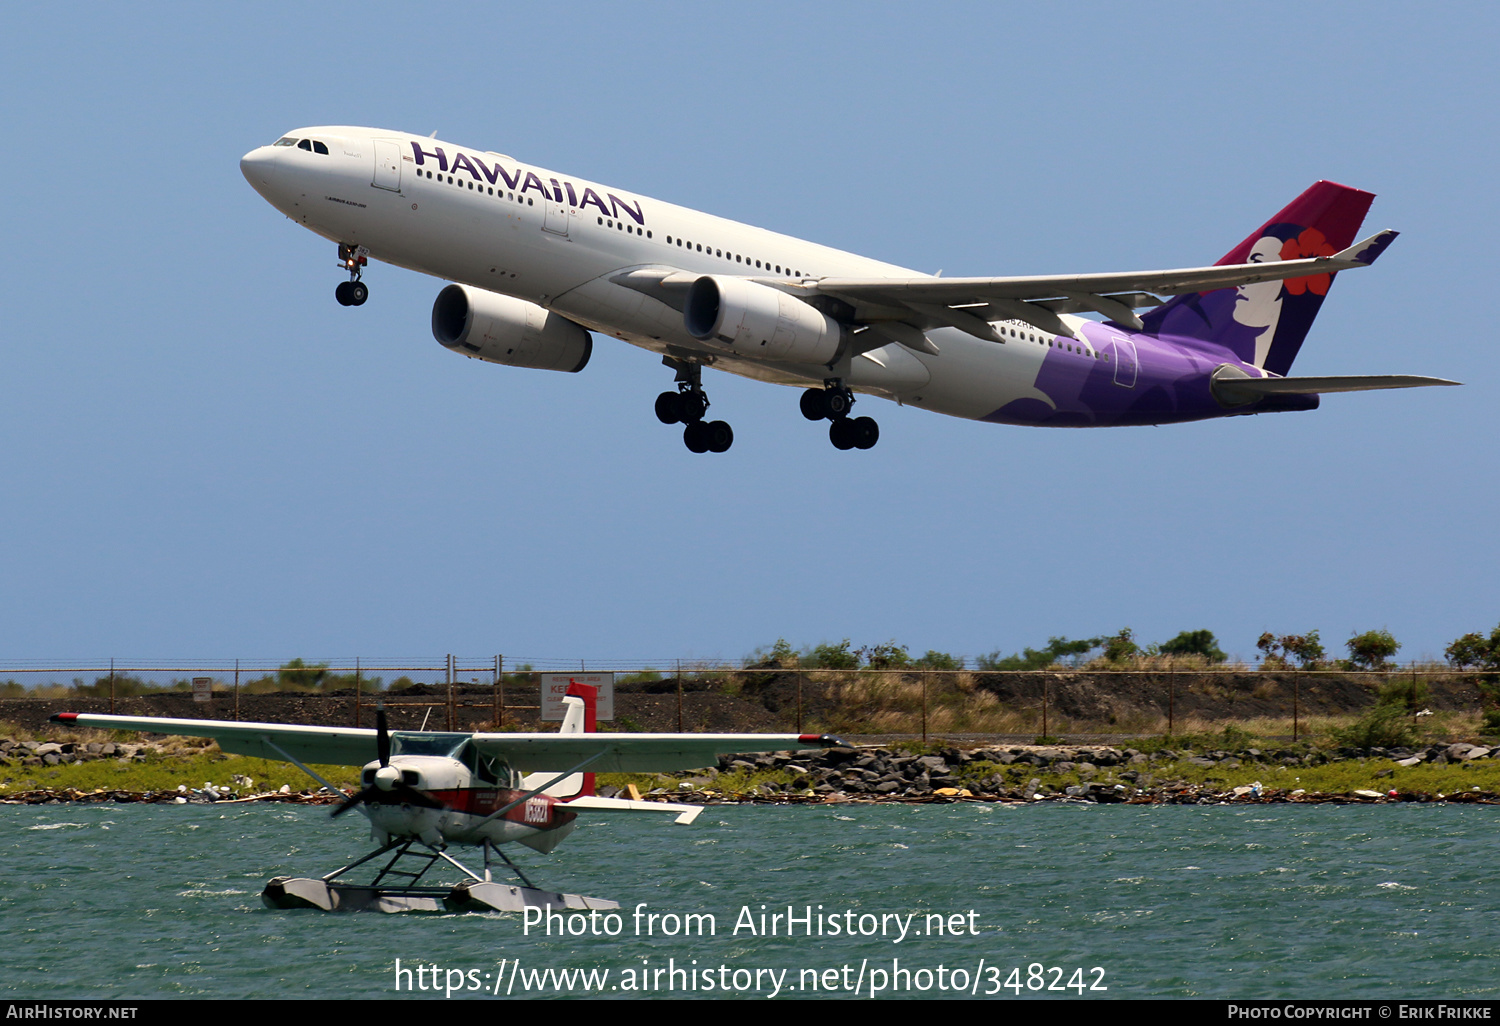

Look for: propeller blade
[376,705,390,767]
[392,783,446,810]
[331,786,379,818]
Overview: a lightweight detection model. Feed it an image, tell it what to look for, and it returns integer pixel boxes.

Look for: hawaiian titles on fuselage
[409,142,644,225]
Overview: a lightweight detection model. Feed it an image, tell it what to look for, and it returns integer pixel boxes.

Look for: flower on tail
[1278,227,1337,296]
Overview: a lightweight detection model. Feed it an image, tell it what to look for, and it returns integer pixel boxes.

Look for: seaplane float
[51,683,840,913]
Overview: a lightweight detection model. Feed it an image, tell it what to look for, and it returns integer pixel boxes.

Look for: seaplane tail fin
[521,680,599,798]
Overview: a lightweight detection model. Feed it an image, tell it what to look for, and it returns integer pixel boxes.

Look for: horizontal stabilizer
[1212,371,1459,407]
[565,795,703,825]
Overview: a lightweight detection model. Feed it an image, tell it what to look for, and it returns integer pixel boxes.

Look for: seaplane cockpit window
[274,137,298,147]
[458,742,505,785]
[389,733,469,758]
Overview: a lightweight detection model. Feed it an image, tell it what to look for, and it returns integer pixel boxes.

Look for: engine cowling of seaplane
[683,275,843,364]
[431,284,593,372]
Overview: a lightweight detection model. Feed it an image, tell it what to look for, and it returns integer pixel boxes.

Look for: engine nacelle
[683,276,843,365]
[431,284,592,373]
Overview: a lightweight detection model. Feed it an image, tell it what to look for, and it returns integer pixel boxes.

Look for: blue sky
[1,3,1495,670]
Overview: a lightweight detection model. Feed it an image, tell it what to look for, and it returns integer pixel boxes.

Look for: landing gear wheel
[679,390,708,424]
[655,391,685,425]
[705,420,734,453]
[335,281,354,306]
[347,281,368,306]
[825,389,852,419]
[852,416,879,450]
[830,418,857,450]
[800,388,827,421]
[683,421,711,453]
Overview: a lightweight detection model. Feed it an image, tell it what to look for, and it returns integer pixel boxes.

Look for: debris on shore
[5,739,1495,806]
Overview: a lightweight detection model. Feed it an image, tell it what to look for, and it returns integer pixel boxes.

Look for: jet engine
[683,276,843,364]
[431,284,592,373]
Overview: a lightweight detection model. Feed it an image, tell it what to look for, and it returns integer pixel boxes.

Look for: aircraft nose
[240,146,274,188]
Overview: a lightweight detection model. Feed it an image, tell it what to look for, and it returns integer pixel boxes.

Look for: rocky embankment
[648,741,1500,805]
[4,736,1498,806]
[1,736,159,767]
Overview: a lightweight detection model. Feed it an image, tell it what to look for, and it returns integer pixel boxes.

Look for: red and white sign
[540,673,614,721]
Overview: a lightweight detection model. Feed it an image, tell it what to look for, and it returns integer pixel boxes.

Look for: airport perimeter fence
[1,657,1495,742]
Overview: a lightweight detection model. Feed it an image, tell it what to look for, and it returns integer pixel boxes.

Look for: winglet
[1335,229,1399,266]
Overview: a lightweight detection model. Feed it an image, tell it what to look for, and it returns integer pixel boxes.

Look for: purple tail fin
[1141,182,1374,375]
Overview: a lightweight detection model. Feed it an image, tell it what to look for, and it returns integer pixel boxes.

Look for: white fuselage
[239,126,1077,422]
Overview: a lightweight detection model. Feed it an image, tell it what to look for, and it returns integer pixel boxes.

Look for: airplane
[51,684,842,912]
[239,128,1456,453]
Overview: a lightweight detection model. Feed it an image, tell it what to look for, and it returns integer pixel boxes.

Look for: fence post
[797,670,804,734]
[1042,674,1049,740]
[109,658,115,715]
[676,660,683,733]
[354,657,361,728]
[921,670,929,743]
[1293,668,1300,742]
[1168,664,1175,738]
[233,659,239,722]
[493,655,501,729]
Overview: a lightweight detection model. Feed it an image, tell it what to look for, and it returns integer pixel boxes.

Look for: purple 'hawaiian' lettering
[608,193,644,225]
[409,142,448,172]
[449,152,481,181]
[471,156,521,191]
[519,171,548,197]
[577,188,610,217]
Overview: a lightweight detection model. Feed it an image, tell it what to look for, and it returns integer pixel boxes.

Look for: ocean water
[1,800,1495,1000]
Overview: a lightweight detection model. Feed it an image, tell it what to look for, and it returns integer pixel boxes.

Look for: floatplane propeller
[331,705,443,818]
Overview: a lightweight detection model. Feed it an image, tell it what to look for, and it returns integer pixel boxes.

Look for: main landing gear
[655,362,732,454]
[334,243,369,307]
[801,382,878,450]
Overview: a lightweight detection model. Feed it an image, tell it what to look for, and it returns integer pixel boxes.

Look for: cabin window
[646,231,652,238]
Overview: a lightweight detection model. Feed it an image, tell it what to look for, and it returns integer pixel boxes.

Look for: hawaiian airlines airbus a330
[241,127,1455,453]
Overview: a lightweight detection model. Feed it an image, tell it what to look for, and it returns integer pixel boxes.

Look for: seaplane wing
[469,731,839,773]
[50,713,382,765]
[48,712,840,773]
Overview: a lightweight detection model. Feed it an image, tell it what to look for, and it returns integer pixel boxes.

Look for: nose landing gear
[334,243,369,306]
[801,382,878,450]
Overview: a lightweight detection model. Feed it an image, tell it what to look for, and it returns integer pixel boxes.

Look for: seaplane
[238,128,1457,454]
[52,684,840,912]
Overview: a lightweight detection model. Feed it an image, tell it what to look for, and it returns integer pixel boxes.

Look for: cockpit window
[274,137,298,147]
[312,140,329,155]
[389,732,469,758]
[297,139,313,151]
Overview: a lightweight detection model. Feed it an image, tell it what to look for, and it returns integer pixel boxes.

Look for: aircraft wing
[50,713,381,765]
[49,713,842,773]
[469,732,842,773]
[805,229,1398,337]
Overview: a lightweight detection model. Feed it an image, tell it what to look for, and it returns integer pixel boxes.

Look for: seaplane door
[372,139,402,192]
